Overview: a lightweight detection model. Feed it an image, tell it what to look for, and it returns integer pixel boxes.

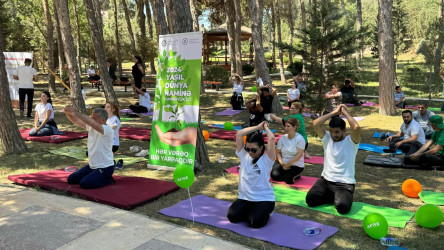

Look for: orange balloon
[202,130,209,141]
[402,179,422,198]
[243,135,247,144]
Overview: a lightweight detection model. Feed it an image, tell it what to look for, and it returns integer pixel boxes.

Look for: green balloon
[224,121,234,131]
[416,204,444,228]
[173,165,195,189]
[251,86,257,92]
[363,213,388,239]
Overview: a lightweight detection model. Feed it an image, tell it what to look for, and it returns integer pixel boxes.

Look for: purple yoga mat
[159,195,338,250]
[215,108,243,116]
[120,109,153,116]
[361,102,375,106]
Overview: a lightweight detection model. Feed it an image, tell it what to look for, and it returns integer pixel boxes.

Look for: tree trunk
[43,0,56,93]
[54,0,86,113]
[300,0,307,72]
[378,0,396,116]
[287,0,295,65]
[166,0,209,168]
[356,0,363,66]
[234,0,243,75]
[434,0,444,75]
[83,0,118,105]
[145,0,156,73]
[276,1,286,85]
[150,0,169,36]
[340,0,346,14]
[225,0,236,75]
[113,0,123,77]
[73,0,82,74]
[271,1,276,69]
[53,0,65,79]
[121,0,137,54]
[189,0,200,31]
[137,0,146,38]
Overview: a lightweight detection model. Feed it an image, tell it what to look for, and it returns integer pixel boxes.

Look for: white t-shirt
[235,148,275,202]
[233,81,243,94]
[35,102,54,122]
[322,132,359,184]
[257,77,264,87]
[401,119,426,145]
[139,93,151,110]
[277,133,305,167]
[81,89,86,101]
[287,88,300,100]
[15,65,37,89]
[87,68,96,75]
[86,124,114,169]
[106,115,121,146]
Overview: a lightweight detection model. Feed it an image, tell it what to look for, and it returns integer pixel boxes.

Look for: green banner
[148,32,203,169]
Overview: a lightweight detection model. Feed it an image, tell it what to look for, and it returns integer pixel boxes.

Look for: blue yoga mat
[209,124,277,133]
[373,132,394,138]
[358,143,403,154]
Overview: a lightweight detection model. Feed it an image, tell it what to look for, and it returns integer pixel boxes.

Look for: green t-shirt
[283,113,308,142]
[431,129,444,156]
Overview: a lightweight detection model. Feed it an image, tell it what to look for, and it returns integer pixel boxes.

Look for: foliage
[286,60,303,75]
[204,65,230,87]
[242,63,254,76]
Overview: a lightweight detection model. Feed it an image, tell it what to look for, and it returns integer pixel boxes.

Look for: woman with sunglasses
[227,121,276,228]
[270,117,306,184]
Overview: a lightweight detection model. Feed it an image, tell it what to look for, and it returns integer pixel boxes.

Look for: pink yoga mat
[209,130,282,144]
[119,126,151,141]
[304,156,324,165]
[361,102,375,106]
[20,129,88,144]
[226,166,318,189]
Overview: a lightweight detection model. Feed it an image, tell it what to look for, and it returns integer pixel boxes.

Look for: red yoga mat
[20,129,87,144]
[8,169,179,210]
[120,126,151,141]
[225,166,318,189]
[209,129,282,144]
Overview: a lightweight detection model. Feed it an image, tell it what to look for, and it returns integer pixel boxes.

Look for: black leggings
[270,161,304,184]
[305,177,355,214]
[227,199,275,228]
[418,153,444,169]
[389,138,423,156]
[129,105,148,113]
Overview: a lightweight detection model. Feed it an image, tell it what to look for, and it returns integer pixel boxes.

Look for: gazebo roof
[204,23,252,42]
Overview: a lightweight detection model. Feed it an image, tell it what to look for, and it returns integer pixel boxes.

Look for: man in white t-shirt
[129,87,151,113]
[64,105,115,189]
[13,58,38,118]
[383,110,426,157]
[306,104,360,214]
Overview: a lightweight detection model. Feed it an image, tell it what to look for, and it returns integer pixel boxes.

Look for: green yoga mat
[49,146,147,166]
[120,117,135,122]
[428,107,442,112]
[274,185,414,228]
[419,190,444,205]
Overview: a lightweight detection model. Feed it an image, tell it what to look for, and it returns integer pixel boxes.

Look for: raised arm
[313,105,342,138]
[270,113,284,125]
[339,104,361,143]
[64,105,104,134]
[235,121,266,152]
[263,122,276,160]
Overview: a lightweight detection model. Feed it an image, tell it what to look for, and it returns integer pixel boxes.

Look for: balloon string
[187,188,195,223]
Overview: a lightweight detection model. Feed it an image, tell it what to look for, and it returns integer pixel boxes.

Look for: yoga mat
[405,105,419,110]
[159,195,338,250]
[419,191,444,205]
[305,156,324,165]
[373,132,394,138]
[49,146,148,165]
[209,129,282,144]
[428,107,442,112]
[274,186,414,228]
[302,112,316,118]
[8,169,179,210]
[120,109,153,116]
[345,103,355,107]
[225,166,318,189]
[20,129,87,144]
[215,108,243,116]
[120,117,135,122]
[208,124,277,133]
[361,102,375,106]
[340,116,365,121]
[358,143,403,154]
[119,126,151,141]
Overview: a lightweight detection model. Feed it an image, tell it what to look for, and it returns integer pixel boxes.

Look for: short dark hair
[395,86,401,91]
[141,88,147,93]
[345,79,351,84]
[246,132,264,147]
[329,117,346,130]
[261,87,270,93]
[402,110,412,116]
[418,102,428,107]
[24,58,32,64]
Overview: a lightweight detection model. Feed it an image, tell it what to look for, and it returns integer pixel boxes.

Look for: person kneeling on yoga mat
[270,117,306,184]
[306,104,360,214]
[227,121,275,228]
[129,87,150,113]
[63,105,116,189]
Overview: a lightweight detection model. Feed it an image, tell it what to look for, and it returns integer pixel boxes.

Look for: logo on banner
[161,40,167,47]
[182,38,188,45]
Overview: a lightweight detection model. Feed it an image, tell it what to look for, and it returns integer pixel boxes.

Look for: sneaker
[115,159,124,170]
[383,148,397,153]
[135,149,149,157]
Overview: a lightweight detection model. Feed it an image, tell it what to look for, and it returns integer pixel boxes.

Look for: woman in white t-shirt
[105,102,121,153]
[230,73,244,110]
[227,121,276,228]
[287,82,300,108]
[129,87,151,113]
[271,117,306,184]
[29,91,59,136]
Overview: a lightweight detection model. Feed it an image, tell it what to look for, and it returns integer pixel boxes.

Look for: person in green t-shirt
[270,102,311,159]
[407,115,444,169]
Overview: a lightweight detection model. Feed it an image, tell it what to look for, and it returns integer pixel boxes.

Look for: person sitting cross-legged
[129,87,151,113]
[413,102,435,139]
[305,104,361,214]
[383,110,426,157]
[257,84,277,122]
[64,105,116,189]
[244,95,264,128]
[394,86,406,109]
[405,115,444,169]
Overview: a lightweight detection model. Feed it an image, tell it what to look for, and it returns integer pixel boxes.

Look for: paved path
[0,184,249,250]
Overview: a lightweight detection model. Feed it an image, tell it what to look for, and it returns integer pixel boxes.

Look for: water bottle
[64,166,77,172]
[130,146,142,152]
[380,237,401,247]
[303,227,321,235]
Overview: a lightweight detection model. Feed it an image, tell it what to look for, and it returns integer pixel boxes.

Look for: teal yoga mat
[419,190,444,205]
[274,185,414,228]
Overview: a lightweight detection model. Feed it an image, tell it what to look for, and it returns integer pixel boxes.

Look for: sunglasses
[244,146,260,153]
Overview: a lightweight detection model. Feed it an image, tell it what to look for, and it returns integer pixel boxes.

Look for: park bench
[114,81,131,92]
[204,81,222,91]
[143,79,156,88]
[88,79,101,91]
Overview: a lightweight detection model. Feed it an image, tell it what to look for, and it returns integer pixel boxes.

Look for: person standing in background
[13,58,38,118]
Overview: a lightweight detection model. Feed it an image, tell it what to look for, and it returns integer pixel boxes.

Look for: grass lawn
[1,56,444,249]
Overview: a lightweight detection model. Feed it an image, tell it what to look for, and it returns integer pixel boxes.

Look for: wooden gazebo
[203,24,253,69]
